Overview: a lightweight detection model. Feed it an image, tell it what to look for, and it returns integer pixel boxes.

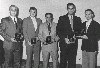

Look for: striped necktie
[14,18,17,29]
[70,16,73,31]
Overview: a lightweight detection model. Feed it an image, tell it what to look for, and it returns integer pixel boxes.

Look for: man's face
[67,5,75,15]
[30,10,37,17]
[9,6,17,17]
[85,11,93,20]
[45,14,53,23]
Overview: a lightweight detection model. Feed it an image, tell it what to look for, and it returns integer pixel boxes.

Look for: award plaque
[46,36,52,44]
[80,28,86,36]
[68,35,75,44]
[31,38,36,44]
[15,33,24,42]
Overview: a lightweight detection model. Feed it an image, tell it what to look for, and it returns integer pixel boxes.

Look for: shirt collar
[68,15,73,19]
[30,16,36,20]
[86,19,92,24]
[10,16,17,22]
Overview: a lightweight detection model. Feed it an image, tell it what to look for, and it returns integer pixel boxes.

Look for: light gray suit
[1,16,23,68]
[23,17,42,68]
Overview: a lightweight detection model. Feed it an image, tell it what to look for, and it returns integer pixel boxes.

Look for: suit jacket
[56,14,82,47]
[81,20,100,52]
[38,22,58,51]
[23,17,42,43]
[0,16,23,50]
[38,22,57,42]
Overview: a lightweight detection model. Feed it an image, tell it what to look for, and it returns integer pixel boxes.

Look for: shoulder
[92,20,100,25]
[59,15,67,19]
[18,18,23,22]
[23,17,30,21]
[36,18,42,21]
[74,16,81,20]
[1,17,10,22]
[39,23,45,28]
[36,18,42,23]
[18,18,22,21]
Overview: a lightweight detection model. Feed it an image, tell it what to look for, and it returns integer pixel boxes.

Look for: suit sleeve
[38,24,45,42]
[0,19,12,42]
[87,22,100,40]
[23,19,29,41]
[56,17,67,39]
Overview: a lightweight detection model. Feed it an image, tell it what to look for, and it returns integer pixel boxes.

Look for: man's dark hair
[29,7,37,16]
[45,13,53,20]
[85,9,95,18]
[67,3,76,10]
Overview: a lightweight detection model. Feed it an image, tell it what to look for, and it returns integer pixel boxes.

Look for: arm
[38,24,45,42]
[87,22,100,40]
[23,19,29,42]
[56,17,67,39]
[0,19,12,42]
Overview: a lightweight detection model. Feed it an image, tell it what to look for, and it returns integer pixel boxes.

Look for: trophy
[46,36,52,44]
[15,33,24,42]
[68,34,75,44]
[80,28,86,36]
[31,38,36,44]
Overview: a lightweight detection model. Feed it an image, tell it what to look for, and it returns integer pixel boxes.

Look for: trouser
[82,50,96,68]
[42,43,58,68]
[0,40,4,66]
[4,42,23,68]
[26,41,41,68]
[59,43,77,68]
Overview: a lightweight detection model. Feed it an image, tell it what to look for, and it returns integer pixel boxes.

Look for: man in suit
[23,7,42,68]
[80,9,100,68]
[0,5,23,68]
[56,3,82,68]
[38,13,59,68]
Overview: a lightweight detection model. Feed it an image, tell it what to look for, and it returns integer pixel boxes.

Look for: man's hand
[28,41,32,46]
[65,38,70,44]
[11,38,17,42]
[81,35,88,39]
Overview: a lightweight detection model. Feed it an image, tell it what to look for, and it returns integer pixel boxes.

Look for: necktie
[48,23,51,35]
[70,16,73,31]
[14,18,17,29]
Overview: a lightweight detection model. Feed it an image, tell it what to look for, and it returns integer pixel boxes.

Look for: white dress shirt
[30,17,37,31]
[68,15,73,24]
[10,16,17,24]
[86,19,92,30]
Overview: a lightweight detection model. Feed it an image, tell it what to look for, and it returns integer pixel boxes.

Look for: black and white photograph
[0,0,100,68]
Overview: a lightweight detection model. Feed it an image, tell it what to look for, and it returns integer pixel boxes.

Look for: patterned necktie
[70,16,73,31]
[14,18,17,29]
[48,23,51,35]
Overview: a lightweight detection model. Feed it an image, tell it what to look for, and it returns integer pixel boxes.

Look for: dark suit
[1,16,23,68]
[81,20,100,52]
[23,17,42,68]
[56,14,82,68]
[0,40,4,66]
[81,20,100,68]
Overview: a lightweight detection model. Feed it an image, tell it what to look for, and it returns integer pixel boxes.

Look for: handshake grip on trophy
[65,34,76,44]
[31,37,37,44]
[15,33,24,42]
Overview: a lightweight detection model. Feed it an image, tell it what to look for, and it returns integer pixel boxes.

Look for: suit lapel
[29,17,35,31]
[87,20,94,33]
[9,16,16,32]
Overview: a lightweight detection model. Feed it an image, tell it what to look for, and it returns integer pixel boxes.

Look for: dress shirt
[30,17,37,31]
[68,15,74,31]
[10,16,17,24]
[68,15,73,23]
[86,19,92,30]
[38,22,57,42]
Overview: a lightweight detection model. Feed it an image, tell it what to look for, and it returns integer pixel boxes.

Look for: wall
[0,0,100,66]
